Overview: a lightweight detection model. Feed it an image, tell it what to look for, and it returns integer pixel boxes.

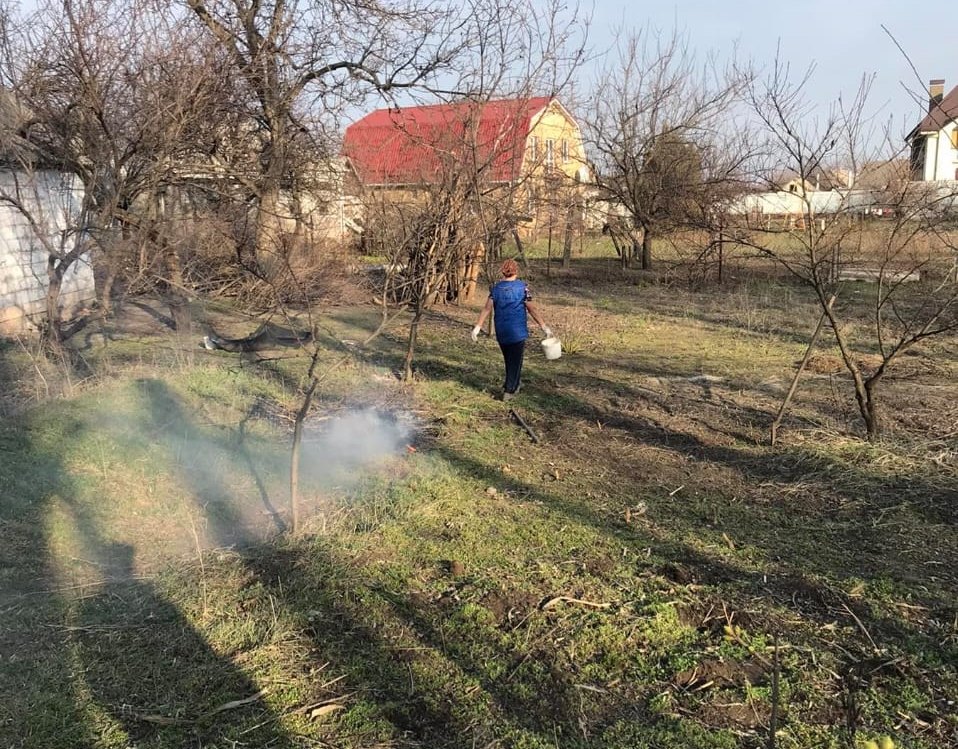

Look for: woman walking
[471,259,552,401]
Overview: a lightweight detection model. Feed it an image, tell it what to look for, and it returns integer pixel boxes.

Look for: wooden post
[717,230,724,284]
[546,212,553,278]
[770,294,837,445]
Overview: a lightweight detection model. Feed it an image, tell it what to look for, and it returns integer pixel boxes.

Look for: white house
[908,79,958,182]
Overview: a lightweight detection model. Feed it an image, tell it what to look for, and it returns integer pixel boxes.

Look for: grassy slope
[0,275,955,749]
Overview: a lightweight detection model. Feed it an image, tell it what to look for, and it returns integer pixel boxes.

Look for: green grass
[0,272,955,748]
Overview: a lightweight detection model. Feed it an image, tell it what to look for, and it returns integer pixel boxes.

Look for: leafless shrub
[582,25,752,271]
[740,61,958,440]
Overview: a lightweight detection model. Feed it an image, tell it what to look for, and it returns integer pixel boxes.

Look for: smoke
[299,409,414,489]
[64,389,416,580]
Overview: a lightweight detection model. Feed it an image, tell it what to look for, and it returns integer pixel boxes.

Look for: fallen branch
[767,634,780,749]
[199,688,270,720]
[540,595,612,611]
[509,408,540,444]
[131,688,269,727]
[841,602,880,654]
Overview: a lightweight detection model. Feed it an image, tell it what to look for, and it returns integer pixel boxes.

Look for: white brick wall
[0,169,94,333]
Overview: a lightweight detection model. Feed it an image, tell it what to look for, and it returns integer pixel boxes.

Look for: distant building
[908,78,958,181]
[343,96,589,233]
[774,174,816,196]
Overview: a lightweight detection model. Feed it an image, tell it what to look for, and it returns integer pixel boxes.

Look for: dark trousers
[499,340,526,394]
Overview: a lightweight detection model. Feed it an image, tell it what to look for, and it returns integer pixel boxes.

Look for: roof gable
[910,85,958,137]
[343,96,560,186]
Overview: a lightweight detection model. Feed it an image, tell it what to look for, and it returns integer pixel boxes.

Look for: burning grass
[0,271,955,748]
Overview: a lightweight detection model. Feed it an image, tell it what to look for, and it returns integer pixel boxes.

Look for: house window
[561,139,569,163]
[528,136,538,161]
[951,129,958,149]
[545,139,554,167]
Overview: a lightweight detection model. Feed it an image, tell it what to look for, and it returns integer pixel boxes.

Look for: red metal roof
[343,96,554,186]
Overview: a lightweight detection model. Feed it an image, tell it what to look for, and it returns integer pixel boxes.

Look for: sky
[9,0,954,143]
[583,0,958,140]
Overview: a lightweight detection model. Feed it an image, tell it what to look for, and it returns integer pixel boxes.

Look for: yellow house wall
[516,103,588,239]
[523,104,588,182]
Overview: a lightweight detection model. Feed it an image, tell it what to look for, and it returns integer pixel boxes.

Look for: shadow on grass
[361,325,957,642]
[239,538,674,747]
[426,442,956,742]
[0,401,291,748]
[123,378,637,746]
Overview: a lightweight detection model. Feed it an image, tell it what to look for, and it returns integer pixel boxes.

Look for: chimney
[929,78,945,112]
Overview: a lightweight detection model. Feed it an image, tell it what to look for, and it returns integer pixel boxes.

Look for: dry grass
[1,268,955,749]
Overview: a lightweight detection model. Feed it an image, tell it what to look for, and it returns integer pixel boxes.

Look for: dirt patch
[698,698,770,730]
[658,560,738,587]
[674,657,768,690]
[583,554,616,577]
[804,352,894,376]
[675,600,729,631]
[481,589,540,628]
[775,573,836,609]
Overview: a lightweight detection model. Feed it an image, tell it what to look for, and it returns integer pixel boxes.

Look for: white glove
[471,325,482,342]
[542,326,553,338]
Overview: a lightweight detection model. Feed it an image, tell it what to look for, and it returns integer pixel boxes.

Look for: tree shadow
[133,377,288,548]
[402,326,957,530]
[240,539,656,747]
[120,297,176,330]
[0,397,291,747]
[427,442,957,680]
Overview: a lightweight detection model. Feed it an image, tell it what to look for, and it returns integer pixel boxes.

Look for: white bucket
[541,337,562,360]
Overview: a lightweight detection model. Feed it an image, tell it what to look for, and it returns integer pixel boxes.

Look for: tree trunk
[157,190,191,335]
[607,229,627,269]
[403,309,423,381]
[167,252,191,333]
[717,232,724,284]
[463,242,485,301]
[290,366,319,534]
[511,228,528,269]
[862,377,883,441]
[98,263,118,316]
[43,263,65,351]
[256,183,282,266]
[822,297,883,441]
[254,129,288,270]
[561,206,575,269]
[641,228,653,270]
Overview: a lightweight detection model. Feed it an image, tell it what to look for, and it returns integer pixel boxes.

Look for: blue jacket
[490,280,531,345]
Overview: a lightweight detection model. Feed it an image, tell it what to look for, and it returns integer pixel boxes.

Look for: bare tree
[183,0,469,273]
[740,63,958,440]
[0,113,90,349]
[583,27,749,270]
[354,0,588,380]
[0,0,229,346]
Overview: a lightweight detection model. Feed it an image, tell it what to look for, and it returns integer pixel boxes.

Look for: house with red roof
[909,78,958,181]
[343,96,588,231]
